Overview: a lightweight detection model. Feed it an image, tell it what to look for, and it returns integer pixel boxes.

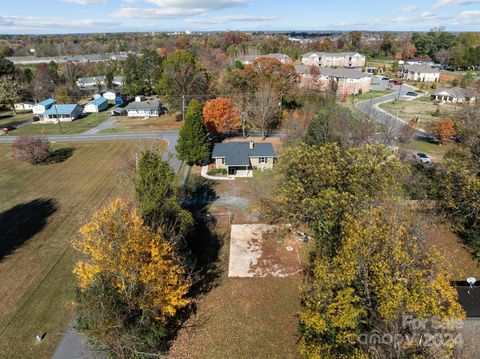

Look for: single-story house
[432,87,476,104]
[76,76,124,88]
[39,104,83,122]
[126,100,163,117]
[399,64,440,82]
[33,98,55,115]
[211,141,276,177]
[239,53,291,65]
[84,97,109,113]
[14,102,35,111]
[295,65,371,95]
[301,52,366,68]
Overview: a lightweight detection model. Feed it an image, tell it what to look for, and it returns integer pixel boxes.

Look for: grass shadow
[0,198,58,261]
[43,147,75,165]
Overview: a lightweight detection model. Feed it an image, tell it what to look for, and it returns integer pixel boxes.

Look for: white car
[414,152,431,164]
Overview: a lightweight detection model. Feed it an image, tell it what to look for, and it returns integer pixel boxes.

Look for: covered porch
[227,166,253,178]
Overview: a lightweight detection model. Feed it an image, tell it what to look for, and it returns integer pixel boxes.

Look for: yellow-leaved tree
[74,198,191,357]
[299,205,465,359]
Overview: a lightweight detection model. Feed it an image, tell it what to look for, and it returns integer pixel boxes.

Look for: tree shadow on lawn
[42,147,75,165]
[0,198,58,262]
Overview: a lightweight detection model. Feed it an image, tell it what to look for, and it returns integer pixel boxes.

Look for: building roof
[126,100,162,111]
[402,64,440,74]
[320,68,370,79]
[44,104,81,116]
[38,98,55,107]
[434,86,476,98]
[88,97,108,106]
[295,64,313,75]
[212,142,276,167]
[455,282,480,317]
[240,53,289,62]
[303,52,362,58]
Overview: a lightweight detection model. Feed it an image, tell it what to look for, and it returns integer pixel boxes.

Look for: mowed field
[0,140,159,359]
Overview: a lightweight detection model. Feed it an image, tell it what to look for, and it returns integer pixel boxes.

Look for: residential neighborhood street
[355,81,427,134]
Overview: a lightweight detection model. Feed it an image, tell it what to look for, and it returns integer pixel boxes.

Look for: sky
[1,0,480,34]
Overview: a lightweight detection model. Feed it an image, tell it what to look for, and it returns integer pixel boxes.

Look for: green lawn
[405,139,456,159]
[0,141,165,359]
[0,110,33,128]
[351,89,394,102]
[7,111,111,136]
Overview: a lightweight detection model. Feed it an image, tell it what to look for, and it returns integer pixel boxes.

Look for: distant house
[14,102,35,111]
[84,97,109,113]
[125,100,163,117]
[239,53,291,65]
[39,104,83,122]
[301,52,366,68]
[33,98,55,115]
[400,64,440,82]
[76,76,124,88]
[295,65,371,95]
[432,87,476,104]
[103,91,118,101]
[211,141,276,177]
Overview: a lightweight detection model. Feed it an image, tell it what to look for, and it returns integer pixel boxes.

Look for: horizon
[2,0,480,34]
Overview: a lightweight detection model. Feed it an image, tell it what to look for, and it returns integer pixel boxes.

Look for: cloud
[401,5,418,13]
[61,0,107,4]
[458,10,480,18]
[0,15,120,30]
[185,14,278,25]
[433,0,480,8]
[113,0,247,19]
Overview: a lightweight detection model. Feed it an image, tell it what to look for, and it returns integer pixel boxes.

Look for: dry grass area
[0,140,158,359]
[168,170,305,359]
[425,220,480,280]
[109,112,183,132]
[379,98,459,130]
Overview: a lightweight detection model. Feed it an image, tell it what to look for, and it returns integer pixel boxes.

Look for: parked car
[406,91,418,96]
[391,80,403,86]
[414,152,431,164]
[381,77,390,81]
[1,125,16,133]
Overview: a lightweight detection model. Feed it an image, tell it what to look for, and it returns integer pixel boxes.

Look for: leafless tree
[249,83,280,138]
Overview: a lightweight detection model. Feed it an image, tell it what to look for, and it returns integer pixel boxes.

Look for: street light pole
[397,83,403,101]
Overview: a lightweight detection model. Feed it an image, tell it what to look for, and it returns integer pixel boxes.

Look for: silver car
[414,152,431,164]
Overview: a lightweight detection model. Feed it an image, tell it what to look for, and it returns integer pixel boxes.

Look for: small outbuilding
[14,102,35,111]
[84,97,109,113]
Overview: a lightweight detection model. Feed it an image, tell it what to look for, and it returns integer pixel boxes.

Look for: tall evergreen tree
[176,99,211,165]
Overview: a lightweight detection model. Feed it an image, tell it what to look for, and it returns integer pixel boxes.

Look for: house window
[221,158,225,164]
[259,157,267,164]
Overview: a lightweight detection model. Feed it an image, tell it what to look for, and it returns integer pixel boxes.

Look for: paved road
[356,80,427,135]
[0,131,182,174]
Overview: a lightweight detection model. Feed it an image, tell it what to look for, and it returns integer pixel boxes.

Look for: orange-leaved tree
[74,198,191,356]
[431,118,456,144]
[203,97,240,134]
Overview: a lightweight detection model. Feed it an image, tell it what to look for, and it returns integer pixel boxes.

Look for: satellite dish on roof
[467,277,477,287]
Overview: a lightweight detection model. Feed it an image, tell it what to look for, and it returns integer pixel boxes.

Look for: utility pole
[397,83,403,101]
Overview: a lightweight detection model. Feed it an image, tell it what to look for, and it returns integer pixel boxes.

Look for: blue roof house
[33,98,55,115]
[84,97,109,113]
[211,141,276,177]
[40,104,83,122]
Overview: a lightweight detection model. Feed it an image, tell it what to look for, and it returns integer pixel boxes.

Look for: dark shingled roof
[455,282,480,317]
[212,142,276,167]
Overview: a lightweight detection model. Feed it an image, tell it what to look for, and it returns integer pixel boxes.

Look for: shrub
[11,136,50,165]
[207,168,227,176]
